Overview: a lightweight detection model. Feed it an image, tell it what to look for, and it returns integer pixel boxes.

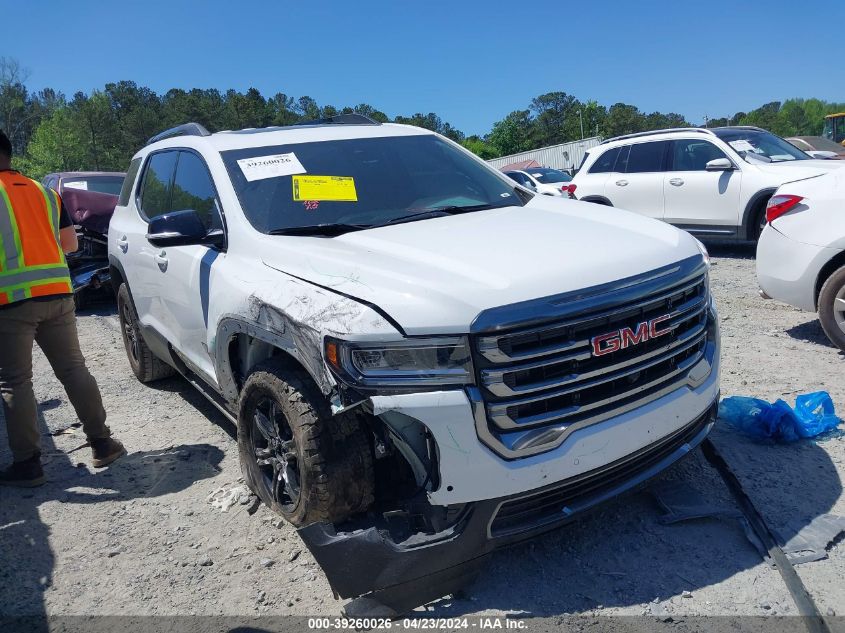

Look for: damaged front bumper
[300,386,719,616]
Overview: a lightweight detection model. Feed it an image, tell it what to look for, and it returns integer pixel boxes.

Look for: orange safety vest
[0,171,73,306]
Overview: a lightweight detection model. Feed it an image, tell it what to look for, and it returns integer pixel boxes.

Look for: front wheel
[237,360,374,526]
[818,265,845,351]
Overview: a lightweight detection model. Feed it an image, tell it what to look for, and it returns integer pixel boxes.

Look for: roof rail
[293,113,380,127]
[601,127,713,145]
[710,125,766,132]
[147,122,211,145]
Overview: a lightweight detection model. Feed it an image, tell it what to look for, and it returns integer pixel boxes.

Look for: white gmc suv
[108,115,720,615]
[572,126,845,241]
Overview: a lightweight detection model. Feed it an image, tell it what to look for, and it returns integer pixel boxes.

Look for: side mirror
[146,209,224,248]
[705,158,734,171]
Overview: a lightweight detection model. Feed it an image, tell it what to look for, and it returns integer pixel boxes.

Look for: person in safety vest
[0,130,125,486]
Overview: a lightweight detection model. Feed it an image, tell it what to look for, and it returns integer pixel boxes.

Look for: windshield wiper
[268,203,505,235]
[376,204,500,228]
[268,223,370,236]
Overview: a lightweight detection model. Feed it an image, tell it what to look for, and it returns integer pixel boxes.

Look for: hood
[258,198,701,335]
[752,158,845,183]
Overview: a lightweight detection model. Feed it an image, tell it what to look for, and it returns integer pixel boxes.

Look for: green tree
[106,81,162,155]
[296,96,321,120]
[268,92,299,126]
[579,100,607,139]
[393,112,464,142]
[222,88,269,130]
[530,92,580,145]
[487,110,533,156]
[160,88,226,131]
[15,107,86,178]
[602,103,646,137]
[738,101,782,133]
[461,135,498,159]
[345,103,388,123]
[0,57,41,155]
[70,91,123,171]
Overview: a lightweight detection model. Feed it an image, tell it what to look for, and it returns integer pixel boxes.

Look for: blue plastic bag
[719,391,841,442]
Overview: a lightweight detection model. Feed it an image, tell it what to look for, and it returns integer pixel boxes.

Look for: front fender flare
[741,188,776,240]
[214,314,334,404]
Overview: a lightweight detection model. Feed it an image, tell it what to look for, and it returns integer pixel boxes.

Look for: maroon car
[41,171,126,306]
[42,171,126,234]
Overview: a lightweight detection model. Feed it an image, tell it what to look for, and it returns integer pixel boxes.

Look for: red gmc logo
[591,314,673,357]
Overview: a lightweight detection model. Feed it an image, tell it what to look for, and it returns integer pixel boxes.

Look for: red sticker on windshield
[304,200,320,211]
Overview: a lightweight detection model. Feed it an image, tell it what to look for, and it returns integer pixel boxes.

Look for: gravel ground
[1,245,843,620]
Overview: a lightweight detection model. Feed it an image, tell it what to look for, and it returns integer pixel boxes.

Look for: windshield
[63,175,125,195]
[529,168,572,184]
[222,134,522,234]
[713,129,809,163]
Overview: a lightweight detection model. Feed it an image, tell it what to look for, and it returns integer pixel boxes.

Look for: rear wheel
[818,265,845,351]
[116,283,175,383]
[237,360,374,526]
[751,198,770,241]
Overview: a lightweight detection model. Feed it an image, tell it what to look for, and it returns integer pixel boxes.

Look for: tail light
[563,184,577,198]
[765,195,804,223]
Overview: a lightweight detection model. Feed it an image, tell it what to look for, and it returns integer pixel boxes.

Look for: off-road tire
[238,360,374,526]
[817,265,845,351]
[116,283,176,383]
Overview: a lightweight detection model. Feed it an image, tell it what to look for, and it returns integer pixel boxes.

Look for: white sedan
[503,167,574,196]
[757,171,845,349]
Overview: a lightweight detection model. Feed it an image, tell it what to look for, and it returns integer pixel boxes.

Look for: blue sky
[6,0,844,135]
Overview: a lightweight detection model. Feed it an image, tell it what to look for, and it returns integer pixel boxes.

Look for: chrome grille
[470,256,714,459]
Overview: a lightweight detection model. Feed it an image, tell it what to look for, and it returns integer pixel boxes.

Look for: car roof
[145,121,434,154]
[600,125,766,147]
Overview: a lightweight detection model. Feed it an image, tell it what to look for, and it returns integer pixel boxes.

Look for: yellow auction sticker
[292,175,358,202]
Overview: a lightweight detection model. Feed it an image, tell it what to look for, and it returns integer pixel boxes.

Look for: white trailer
[487,136,602,174]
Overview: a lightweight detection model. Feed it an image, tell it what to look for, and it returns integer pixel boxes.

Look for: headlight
[324,336,473,390]
[693,237,710,268]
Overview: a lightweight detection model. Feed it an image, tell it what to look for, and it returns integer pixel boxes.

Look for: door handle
[615,179,628,187]
[117,235,129,253]
[154,250,168,272]
[669,178,684,187]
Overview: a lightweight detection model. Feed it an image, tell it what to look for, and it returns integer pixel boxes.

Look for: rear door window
[118,158,142,207]
[614,145,631,173]
[138,151,178,220]
[588,147,620,173]
[624,141,669,173]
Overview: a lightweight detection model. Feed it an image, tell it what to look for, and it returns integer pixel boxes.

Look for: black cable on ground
[701,438,830,633]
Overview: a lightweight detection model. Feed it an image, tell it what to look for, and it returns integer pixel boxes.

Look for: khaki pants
[0,296,109,462]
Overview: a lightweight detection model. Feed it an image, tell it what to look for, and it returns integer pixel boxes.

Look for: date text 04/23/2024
[307,617,527,630]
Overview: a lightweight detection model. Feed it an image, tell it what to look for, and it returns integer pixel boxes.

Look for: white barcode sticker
[237,153,306,182]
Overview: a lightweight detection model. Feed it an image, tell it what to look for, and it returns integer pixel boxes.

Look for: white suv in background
[572,126,845,241]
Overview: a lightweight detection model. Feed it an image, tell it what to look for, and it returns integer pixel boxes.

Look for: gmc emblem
[591,314,672,357]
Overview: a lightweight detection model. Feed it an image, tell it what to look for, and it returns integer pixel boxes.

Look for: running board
[169,351,238,425]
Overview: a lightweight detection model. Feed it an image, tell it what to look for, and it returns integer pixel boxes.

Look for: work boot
[0,454,46,487]
[90,437,127,468]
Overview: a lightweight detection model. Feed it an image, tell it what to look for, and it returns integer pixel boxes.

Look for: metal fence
[487,136,602,173]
